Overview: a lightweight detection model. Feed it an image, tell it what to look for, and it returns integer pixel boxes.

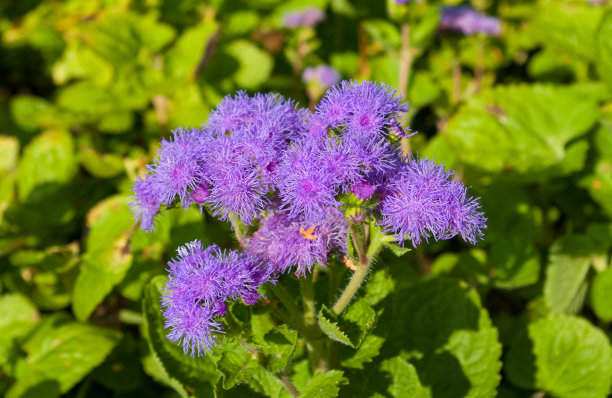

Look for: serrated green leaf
[7,314,120,397]
[532,316,612,398]
[385,280,502,398]
[258,325,297,373]
[340,334,385,369]
[591,268,612,321]
[142,276,218,396]
[92,335,143,393]
[216,340,258,389]
[17,129,77,203]
[544,235,594,314]
[72,195,134,321]
[489,239,540,289]
[299,370,346,398]
[364,268,395,306]
[445,85,598,180]
[318,299,376,348]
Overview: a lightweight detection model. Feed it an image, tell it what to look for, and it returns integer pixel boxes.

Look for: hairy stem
[399,21,412,97]
[349,224,367,267]
[332,263,368,315]
[300,273,327,372]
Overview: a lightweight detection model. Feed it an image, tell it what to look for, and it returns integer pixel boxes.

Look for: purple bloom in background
[283,7,326,28]
[162,241,272,356]
[379,158,486,247]
[395,0,411,4]
[439,6,501,36]
[302,65,341,88]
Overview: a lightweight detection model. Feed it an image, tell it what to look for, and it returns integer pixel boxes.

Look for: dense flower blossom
[379,158,486,247]
[439,6,501,36]
[162,241,272,356]
[302,65,341,87]
[245,208,347,275]
[132,80,487,357]
[283,7,326,28]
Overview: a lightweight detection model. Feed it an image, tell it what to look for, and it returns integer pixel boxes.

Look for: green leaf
[363,268,395,306]
[532,316,612,398]
[298,370,346,398]
[591,268,612,321]
[0,294,39,341]
[142,276,218,396]
[379,356,428,398]
[225,40,274,89]
[17,129,77,203]
[92,335,144,392]
[7,314,120,397]
[257,325,298,373]
[544,235,594,314]
[445,85,598,180]
[216,340,258,390]
[584,158,612,218]
[340,334,385,369]
[72,195,135,321]
[318,299,376,348]
[166,22,219,80]
[597,11,612,89]
[78,146,124,179]
[0,135,19,173]
[10,96,57,132]
[489,239,540,289]
[385,280,502,398]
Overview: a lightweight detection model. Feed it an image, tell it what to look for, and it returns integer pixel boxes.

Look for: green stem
[331,263,368,315]
[271,283,304,327]
[349,224,367,267]
[300,272,327,372]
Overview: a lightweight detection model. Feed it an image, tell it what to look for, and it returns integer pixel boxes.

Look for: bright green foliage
[2,0,612,397]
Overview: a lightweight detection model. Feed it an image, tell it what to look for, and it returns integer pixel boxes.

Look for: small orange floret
[343,256,357,271]
[300,225,317,240]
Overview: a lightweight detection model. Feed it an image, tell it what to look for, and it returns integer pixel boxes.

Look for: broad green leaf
[0,136,19,173]
[591,268,612,321]
[340,334,385,369]
[57,82,116,116]
[257,325,298,373]
[225,40,274,89]
[445,85,598,180]
[364,20,401,51]
[379,356,428,398]
[0,294,39,341]
[385,280,502,398]
[7,314,120,397]
[409,72,441,107]
[10,96,57,131]
[78,146,124,178]
[17,129,77,203]
[529,4,603,60]
[318,299,376,348]
[92,335,143,393]
[80,13,141,68]
[370,54,399,90]
[544,235,594,314]
[532,316,612,398]
[299,370,346,398]
[166,22,219,80]
[584,158,612,217]
[363,268,395,306]
[142,276,218,396]
[598,12,612,89]
[72,195,134,321]
[489,239,540,289]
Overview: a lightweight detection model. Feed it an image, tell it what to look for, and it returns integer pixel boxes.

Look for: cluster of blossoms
[439,6,502,36]
[131,81,486,356]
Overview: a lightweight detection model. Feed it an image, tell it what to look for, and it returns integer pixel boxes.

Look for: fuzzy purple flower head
[283,7,326,28]
[162,241,273,356]
[439,6,501,36]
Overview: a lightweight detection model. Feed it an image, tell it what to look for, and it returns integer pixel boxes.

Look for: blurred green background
[1,0,612,397]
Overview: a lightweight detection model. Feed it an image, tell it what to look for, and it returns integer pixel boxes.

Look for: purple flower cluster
[162,241,272,356]
[439,6,501,36]
[283,7,326,29]
[132,80,487,356]
[303,65,341,88]
[379,158,486,246]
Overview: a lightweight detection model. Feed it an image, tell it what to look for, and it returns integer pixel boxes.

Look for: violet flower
[302,65,341,88]
[439,6,501,36]
[283,7,326,29]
